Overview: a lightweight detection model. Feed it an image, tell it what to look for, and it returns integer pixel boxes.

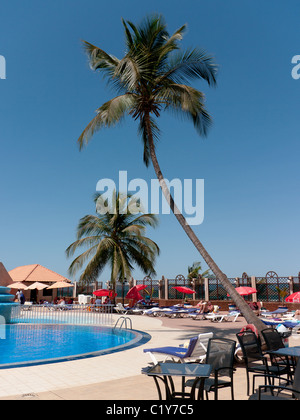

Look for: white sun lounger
[144,332,214,365]
[224,311,241,322]
[203,313,226,322]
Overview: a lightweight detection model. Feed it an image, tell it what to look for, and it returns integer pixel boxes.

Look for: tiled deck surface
[0,313,299,400]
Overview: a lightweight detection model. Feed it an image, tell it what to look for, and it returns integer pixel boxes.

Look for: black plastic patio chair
[261,328,293,378]
[185,337,236,400]
[261,327,285,351]
[236,330,289,396]
[249,360,300,400]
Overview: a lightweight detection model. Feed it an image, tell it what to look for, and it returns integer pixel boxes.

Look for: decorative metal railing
[14,304,114,325]
[133,271,300,302]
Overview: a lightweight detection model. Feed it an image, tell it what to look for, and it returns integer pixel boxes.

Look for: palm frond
[66,236,103,258]
[130,213,159,229]
[157,48,218,87]
[82,40,120,71]
[114,56,141,91]
[77,94,135,149]
[157,24,186,64]
[76,215,109,238]
[67,244,99,277]
[157,83,213,136]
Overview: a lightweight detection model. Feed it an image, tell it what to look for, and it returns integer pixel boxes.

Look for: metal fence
[136,276,161,299]
[13,304,114,326]
[132,271,300,303]
[68,271,300,304]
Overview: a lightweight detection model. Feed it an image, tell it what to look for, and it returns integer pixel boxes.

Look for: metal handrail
[114,316,132,330]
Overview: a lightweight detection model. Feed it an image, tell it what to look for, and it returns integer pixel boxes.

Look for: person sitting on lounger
[198,301,214,314]
[58,297,66,306]
[206,302,214,313]
[248,301,260,316]
[194,301,205,312]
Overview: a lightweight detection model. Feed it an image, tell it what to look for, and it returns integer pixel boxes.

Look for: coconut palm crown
[66,192,160,286]
[78,15,217,164]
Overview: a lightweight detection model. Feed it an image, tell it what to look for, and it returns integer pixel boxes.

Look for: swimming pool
[0,324,150,368]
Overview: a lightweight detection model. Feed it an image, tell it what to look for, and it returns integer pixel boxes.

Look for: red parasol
[172,286,195,295]
[227,287,257,297]
[93,289,117,298]
[135,284,148,292]
[285,292,300,303]
[126,286,143,301]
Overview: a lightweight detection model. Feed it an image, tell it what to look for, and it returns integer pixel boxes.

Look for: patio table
[269,346,300,358]
[142,362,212,400]
[268,346,300,376]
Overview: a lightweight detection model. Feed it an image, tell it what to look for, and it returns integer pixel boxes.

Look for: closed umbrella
[285,292,300,303]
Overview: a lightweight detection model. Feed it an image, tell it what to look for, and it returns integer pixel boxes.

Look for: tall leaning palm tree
[77,15,265,332]
[66,192,160,290]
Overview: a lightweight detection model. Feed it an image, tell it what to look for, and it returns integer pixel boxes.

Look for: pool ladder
[114,316,133,330]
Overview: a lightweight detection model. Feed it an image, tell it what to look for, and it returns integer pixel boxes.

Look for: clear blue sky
[1,0,300,282]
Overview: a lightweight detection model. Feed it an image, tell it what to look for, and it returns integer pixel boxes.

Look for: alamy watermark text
[0,55,6,79]
[96,171,204,226]
[292,55,300,80]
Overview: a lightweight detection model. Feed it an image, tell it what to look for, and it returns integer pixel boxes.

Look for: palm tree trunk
[144,114,266,333]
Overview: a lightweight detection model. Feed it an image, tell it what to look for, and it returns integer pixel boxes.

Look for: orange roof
[8,264,71,284]
[0,262,14,287]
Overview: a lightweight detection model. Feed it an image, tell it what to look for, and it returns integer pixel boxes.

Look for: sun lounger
[224,311,241,322]
[21,302,33,311]
[261,318,300,329]
[47,303,72,311]
[203,313,226,322]
[143,332,213,365]
[261,308,289,317]
[143,306,182,317]
[163,307,199,318]
[114,302,143,315]
[142,307,164,316]
[114,303,132,314]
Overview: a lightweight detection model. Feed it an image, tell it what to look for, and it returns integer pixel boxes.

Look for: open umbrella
[135,284,148,292]
[47,281,74,289]
[93,289,117,298]
[26,282,48,290]
[7,282,28,290]
[126,286,143,301]
[172,286,195,295]
[285,292,300,303]
[172,286,195,302]
[227,287,257,297]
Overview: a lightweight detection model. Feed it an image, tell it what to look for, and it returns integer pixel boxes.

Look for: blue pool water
[0,324,139,368]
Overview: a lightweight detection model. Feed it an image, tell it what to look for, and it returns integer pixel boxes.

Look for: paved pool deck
[0,313,299,400]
